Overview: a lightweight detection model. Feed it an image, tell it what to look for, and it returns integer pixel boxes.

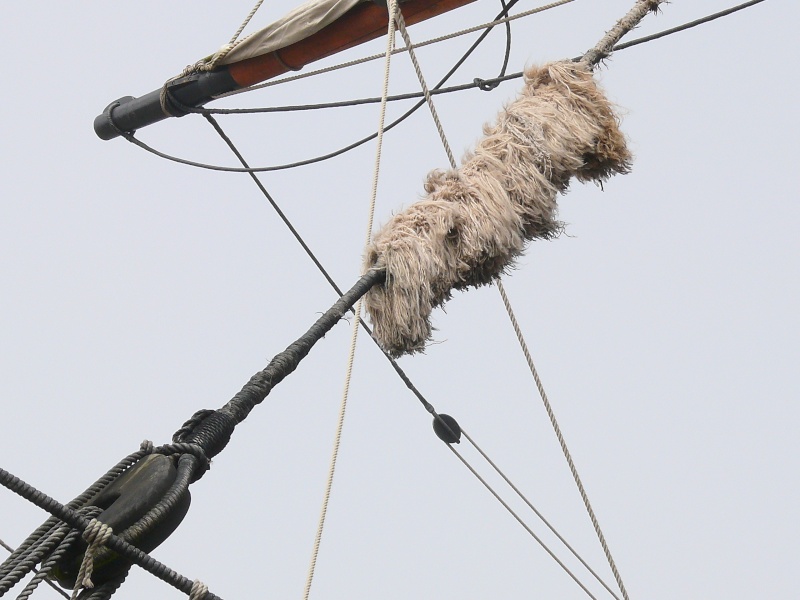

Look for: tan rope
[206,0,267,70]
[496,280,630,600]
[300,4,398,598]
[220,0,576,97]
[189,579,209,600]
[395,12,457,170]
[71,518,113,599]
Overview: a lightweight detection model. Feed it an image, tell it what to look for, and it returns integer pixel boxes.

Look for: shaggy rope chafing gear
[363,61,632,356]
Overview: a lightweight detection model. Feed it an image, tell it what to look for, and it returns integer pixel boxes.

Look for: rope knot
[474,77,500,91]
[70,518,114,598]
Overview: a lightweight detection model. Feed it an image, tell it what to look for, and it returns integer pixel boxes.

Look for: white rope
[189,579,209,600]
[206,0,267,70]
[219,0,576,97]
[496,280,630,600]
[301,4,397,598]
[71,519,113,600]
[395,11,457,170]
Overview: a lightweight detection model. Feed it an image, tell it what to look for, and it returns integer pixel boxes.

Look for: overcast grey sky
[1,1,798,599]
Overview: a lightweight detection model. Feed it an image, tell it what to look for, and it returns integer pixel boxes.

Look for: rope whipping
[302,3,398,597]
[1,1,763,597]
[202,113,610,596]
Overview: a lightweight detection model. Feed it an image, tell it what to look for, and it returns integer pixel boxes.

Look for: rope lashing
[189,579,209,600]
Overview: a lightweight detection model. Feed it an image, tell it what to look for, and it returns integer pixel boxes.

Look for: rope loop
[155,442,210,481]
[70,519,114,599]
[473,77,500,91]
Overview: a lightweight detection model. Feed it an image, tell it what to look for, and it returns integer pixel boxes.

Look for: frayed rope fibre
[363,61,632,357]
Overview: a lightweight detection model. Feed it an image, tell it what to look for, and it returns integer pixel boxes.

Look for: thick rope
[71,519,114,599]
[0,466,224,600]
[189,579,209,600]
[302,9,397,597]
[14,528,79,600]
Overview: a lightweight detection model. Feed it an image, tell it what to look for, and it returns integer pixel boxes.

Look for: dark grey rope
[119,0,524,173]
[0,466,223,600]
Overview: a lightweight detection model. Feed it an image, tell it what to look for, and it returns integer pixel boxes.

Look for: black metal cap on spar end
[93,68,239,140]
[94,95,146,140]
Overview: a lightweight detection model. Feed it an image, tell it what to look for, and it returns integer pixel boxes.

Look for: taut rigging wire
[118,0,525,173]
[199,2,637,596]
[119,0,770,173]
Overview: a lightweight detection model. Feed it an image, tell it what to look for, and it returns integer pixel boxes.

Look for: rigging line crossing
[202,115,437,417]
[195,0,769,116]
[0,466,223,600]
[460,429,622,600]
[302,5,398,598]
[219,0,577,97]
[446,444,600,599]
[204,5,626,597]
[395,0,638,596]
[201,112,611,598]
[119,0,526,173]
[119,0,770,173]
[496,281,632,600]
[201,18,605,598]
[0,537,70,600]
[395,11,622,598]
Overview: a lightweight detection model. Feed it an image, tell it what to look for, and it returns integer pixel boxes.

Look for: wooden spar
[228,0,478,86]
[94,0,477,140]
